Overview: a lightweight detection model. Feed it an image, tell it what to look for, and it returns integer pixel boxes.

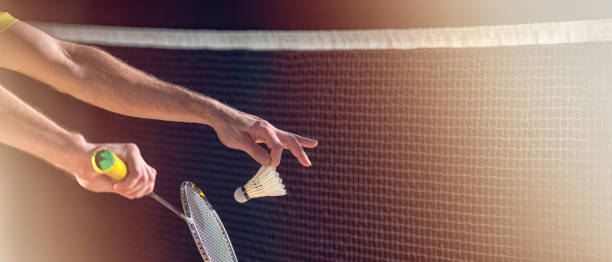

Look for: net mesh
[111,42,612,262]
[182,182,237,262]
[3,21,612,261]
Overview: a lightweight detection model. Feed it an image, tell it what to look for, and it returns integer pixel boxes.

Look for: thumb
[241,141,272,166]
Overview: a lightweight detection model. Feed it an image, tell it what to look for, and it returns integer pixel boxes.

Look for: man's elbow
[50,40,89,94]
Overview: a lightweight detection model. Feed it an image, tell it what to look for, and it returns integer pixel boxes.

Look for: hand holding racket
[73,143,156,199]
[91,147,238,262]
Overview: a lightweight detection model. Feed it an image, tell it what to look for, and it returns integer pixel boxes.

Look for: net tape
[33,19,612,50]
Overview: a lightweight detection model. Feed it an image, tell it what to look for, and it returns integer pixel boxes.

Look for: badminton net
[31,19,612,261]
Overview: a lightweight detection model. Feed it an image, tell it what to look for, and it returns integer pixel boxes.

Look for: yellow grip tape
[91,147,127,181]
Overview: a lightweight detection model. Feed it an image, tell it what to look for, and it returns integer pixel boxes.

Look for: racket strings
[184,184,237,262]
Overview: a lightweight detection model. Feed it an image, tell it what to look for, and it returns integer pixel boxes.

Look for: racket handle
[91,147,128,181]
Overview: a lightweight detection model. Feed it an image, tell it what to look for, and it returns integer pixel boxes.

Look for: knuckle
[130,176,142,186]
[254,120,270,129]
[289,136,300,147]
[78,179,90,187]
[135,168,146,177]
[272,141,283,150]
[124,181,136,189]
[126,143,139,152]
[127,191,138,199]
[269,138,283,149]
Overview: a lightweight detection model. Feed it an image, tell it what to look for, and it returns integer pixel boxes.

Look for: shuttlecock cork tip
[234,187,248,203]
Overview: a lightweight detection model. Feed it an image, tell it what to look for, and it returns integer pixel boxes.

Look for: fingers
[114,167,155,199]
[110,144,156,199]
[241,137,272,166]
[112,166,144,199]
[249,121,316,167]
[279,133,312,167]
[112,152,144,198]
[293,134,318,148]
[257,125,283,168]
[219,115,317,167]
[78,143,156,199]
[146,167,157,195]
[132,166,156,198]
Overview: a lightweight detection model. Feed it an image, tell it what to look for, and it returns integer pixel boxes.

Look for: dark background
[3,0,612,29]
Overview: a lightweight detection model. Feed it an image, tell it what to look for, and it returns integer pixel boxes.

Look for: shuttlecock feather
[234,165,286,203]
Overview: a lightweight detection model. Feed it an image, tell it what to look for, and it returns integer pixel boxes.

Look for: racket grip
[91,147,128,181]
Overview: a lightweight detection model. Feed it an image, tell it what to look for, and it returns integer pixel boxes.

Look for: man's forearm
[0,22,234,128]
[0,85,93,173]
[56,42,229,126]
[0,21,317,168]
[0,84,159,198]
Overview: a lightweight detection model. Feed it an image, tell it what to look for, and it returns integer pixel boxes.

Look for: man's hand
[70,142,157,199]
[212,109,318,167]
[0,84,155,200]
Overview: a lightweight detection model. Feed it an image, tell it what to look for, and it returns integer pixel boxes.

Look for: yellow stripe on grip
[91,147,127,181]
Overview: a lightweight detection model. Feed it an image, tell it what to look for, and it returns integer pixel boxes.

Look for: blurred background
[4,0,612,29]
[3,1,612,261]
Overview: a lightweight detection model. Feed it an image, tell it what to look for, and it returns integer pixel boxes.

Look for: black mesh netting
[2,42,612,261]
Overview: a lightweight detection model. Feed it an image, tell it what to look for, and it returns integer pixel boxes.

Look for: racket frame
[180,181,238,262]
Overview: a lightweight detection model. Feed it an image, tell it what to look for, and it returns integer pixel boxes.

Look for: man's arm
[0,21,317,167]
[0,84,156,199]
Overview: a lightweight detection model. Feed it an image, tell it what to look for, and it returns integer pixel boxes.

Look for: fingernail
[306,157,312,167]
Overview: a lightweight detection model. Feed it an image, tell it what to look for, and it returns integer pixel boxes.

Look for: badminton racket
[91,147,238,262]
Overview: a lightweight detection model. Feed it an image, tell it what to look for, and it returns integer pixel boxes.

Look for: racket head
[180,181,238,262]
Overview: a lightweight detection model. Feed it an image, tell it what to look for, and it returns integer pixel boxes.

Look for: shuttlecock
[234,165,286,203]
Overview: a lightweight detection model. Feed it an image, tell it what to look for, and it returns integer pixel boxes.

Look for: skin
[0,20,317,199]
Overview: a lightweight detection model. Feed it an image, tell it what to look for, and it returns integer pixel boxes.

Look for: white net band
[33,19,612,50]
